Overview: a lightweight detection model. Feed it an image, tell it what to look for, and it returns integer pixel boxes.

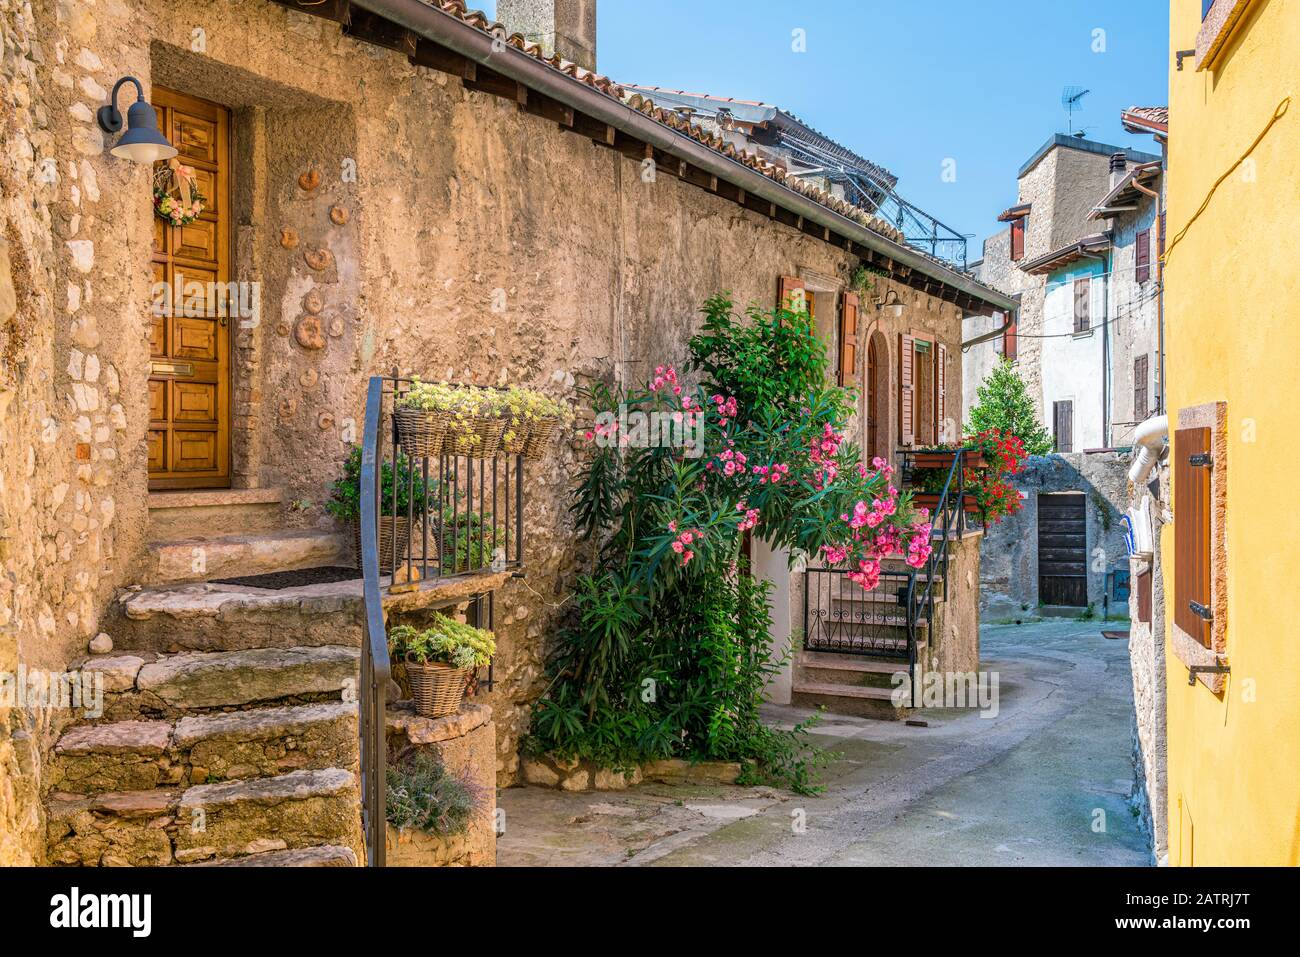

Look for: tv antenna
[1061,86,1090,135]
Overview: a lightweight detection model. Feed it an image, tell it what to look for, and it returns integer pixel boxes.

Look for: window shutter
[1010,218,1025,261]
[1004,317,1018,360]
[1174,427,1212,648]
[1136,229,1150,283]
[778,276,807,314]
[838,292,859,386]
[1134,355,1149,422]
[935,342,948,439]
[898,333,916,446]
[1158,211,1166,257]
[1073,277,1091,333]
[1054,400,1073,452]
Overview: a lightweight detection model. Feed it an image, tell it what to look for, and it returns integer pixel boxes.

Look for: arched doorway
[865,331,890,463]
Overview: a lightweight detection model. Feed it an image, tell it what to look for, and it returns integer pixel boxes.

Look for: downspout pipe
[1128,414,1168,485]
[961,307,1018,351]
[353,0,1019,314]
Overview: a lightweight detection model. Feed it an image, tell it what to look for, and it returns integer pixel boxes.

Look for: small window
[1053,400,1074,453]
[1073,277,1091,333]
[1134,354,1149,422]
[1010,218,1026,262]
[1136,229,1151,283]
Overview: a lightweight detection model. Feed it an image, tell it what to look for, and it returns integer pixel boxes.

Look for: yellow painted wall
[1164,0,1300,866]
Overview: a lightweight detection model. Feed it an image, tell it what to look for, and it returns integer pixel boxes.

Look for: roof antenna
[1061,86,1090,136]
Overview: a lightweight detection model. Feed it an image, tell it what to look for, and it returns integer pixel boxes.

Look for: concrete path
[496,619,1151,866]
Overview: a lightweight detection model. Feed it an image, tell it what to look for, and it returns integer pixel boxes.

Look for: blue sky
[480,0,1170,256]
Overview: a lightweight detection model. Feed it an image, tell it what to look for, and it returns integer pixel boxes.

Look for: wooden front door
[148,87,232,490]
[1038,492,1088,606]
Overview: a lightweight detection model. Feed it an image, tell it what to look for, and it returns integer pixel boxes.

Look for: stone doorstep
[791,682,911,720]
[796,652,909,690]
[145,529,349,586]
[135,645,359,709]
[184,844,358,867]
[147,488,286,539]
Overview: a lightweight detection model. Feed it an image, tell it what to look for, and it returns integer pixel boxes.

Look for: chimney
[1109,151,1128,189]
[497,0,597,73]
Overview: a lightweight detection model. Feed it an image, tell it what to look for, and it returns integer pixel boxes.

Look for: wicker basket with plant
[389,615,496,718]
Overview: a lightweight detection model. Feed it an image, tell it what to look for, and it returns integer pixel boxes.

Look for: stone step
[796,652,909,690]
[51,702,357,793]
[77,645,359,719]
[185,844,358,867]
[47,768,362,866]
[791,681,911,721]
[148,488,286,540]
[145,529,349,586]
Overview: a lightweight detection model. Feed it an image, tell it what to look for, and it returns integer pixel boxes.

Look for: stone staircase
[793,558,941,720]
[45,491,367,867]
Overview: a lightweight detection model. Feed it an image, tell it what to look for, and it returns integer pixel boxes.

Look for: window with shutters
[838,292,859,387]
[1134,354,1149,422]
[1053,400,1074,452]
[898,332,915,447]
[1171,402,1228,691]
[1136,228,1151,283]
[1009,217,1026,261]
[1072,277,1091,333]
[778,275,807,314]
[935,342,948,441]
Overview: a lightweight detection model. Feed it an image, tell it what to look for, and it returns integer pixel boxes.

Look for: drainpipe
[1131,177,1164,413]
[960,306,1017,351]
[1128,414,1168,485]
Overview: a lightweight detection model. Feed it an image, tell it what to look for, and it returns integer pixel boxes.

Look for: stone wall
[979,452,1130,617]
[0,0,975,861]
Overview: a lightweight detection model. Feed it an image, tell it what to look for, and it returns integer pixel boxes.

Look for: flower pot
[522,416,558,461]
[910,450,987,469]
[910,491,982,515]
[405,658,471,718]
[393,406,447,457]
[448,416,506,458]
[352,515,414,571]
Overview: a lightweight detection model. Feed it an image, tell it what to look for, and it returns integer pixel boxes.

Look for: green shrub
[386,751,482,836]
[324,444,433,522]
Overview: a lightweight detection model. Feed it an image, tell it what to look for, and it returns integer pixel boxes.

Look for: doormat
[210,566,360,590]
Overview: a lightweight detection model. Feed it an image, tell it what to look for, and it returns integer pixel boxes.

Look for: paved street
[497,619,1151,866]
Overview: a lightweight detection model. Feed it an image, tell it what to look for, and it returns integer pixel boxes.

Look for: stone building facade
[0,0,1012,863]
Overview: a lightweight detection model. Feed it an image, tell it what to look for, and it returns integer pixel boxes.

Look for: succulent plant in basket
[393,378,456,457]
[497,386,574,459]
[389,615,496,718]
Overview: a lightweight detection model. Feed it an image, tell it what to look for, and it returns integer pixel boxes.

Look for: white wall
[1040,259,1108,450]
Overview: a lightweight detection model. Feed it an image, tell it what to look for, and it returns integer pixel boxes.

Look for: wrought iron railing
[356,373,526,866]
[802,450,971,684]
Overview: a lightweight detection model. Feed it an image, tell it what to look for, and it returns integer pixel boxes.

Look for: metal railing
[802,450,971,682]
[357,374,526,866]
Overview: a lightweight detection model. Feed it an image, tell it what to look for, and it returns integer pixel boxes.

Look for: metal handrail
[359,375,390,867]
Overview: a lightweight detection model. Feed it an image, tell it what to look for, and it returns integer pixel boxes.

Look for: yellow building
[1162,0,1300,865]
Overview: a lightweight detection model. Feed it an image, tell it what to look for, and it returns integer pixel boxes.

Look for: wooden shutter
[1003,317,1018,360]
[1136,568,1152,624]
[838,292,859,386]
[1054,400,1073,452]
[1174,427,1212,647]
[935,342,948,439]
[778,275,807,314]
[1134,355,1149,422]
[1158,211,1166,257]
[1073,277,1091,333]
[1010,218,1025,261]
[1136,229,1150,283]
[898,333,916,446]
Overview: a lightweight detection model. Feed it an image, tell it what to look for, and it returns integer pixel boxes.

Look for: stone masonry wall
[1,0,974,859]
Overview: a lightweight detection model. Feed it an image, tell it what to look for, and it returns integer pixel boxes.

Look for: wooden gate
[1038,492,1087,606]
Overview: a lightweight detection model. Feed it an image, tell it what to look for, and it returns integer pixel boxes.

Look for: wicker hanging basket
[448,416,506,458]
[393,406,447,458]
[405,658,471,718]
[522,416,558,460]
[501,418,529,455]
[351,515,413,571]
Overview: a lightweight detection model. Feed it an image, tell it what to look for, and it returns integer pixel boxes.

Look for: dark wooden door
[1038,492,1087,606]
[148,87,232,490]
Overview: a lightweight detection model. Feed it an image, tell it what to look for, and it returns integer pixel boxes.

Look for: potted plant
[907,430,1027,525]
[498,386,573,459]
[393,378,452,457]
[326,445,433,569]
[389,614,496,718]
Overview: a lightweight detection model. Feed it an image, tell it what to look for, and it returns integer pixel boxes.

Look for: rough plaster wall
[978,452,1129,618]
[0,0,979,802]
[927,531,980,675]
[1048,148,1112,251]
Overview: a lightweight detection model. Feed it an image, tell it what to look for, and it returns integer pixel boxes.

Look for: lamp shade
[109,98,177,164]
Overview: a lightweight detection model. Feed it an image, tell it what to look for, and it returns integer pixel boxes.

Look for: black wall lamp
[97,76,177,164]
